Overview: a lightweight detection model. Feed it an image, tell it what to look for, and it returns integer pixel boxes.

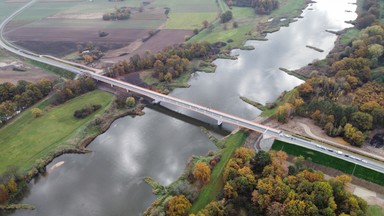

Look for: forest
[165,148,367,216]
[274,0,384,147]
[226,0,279,15]
[107,42,221,82]
[0,80,53,125]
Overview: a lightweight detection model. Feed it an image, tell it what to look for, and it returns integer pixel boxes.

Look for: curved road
[1,1,384,175]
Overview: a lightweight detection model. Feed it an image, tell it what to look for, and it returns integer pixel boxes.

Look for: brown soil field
[47,13,104,20]
[102,29,193,63]
[4,27,149,44]
[131,8,167,21]
[0,67,58,84]
[134,29,193,54]
[4,27,149,56]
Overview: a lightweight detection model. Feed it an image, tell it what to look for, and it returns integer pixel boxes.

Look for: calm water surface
[13,0,356,215]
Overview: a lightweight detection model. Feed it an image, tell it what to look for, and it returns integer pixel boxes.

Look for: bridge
[2,0,384,174]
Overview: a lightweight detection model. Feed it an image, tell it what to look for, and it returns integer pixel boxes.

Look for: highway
[1,0,384,175]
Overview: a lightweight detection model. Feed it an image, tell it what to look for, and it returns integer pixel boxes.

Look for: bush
[31,108,43,118]
[73,104,101,119]
[220,11,233,23]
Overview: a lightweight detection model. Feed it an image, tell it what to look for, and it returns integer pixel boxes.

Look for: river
[12,0,356,215]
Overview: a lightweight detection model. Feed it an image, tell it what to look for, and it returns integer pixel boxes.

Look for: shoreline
[1,91,145,212]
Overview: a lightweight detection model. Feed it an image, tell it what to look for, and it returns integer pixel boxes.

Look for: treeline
[103,6,131,21]
[227,0,279,15]
[354,0,381,29]
[274,1,384,147]
[0,79,53,125]
[106,42,220,82]
[0,167,28,205]
[194,149,367,215]
[53,76,96,105]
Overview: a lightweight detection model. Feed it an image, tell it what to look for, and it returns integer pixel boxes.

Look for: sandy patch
[47,161,65,173]
[353,185,384,206]
[102,29,192,64]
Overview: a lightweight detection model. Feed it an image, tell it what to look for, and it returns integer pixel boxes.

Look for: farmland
[3,0,219,60]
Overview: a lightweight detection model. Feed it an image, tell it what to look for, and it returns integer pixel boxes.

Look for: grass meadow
[190,0,308,48]
[0,90,113,174]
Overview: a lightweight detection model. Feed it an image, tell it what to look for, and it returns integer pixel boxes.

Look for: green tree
[254,0,279,15]
[220,11,232,23]
[199,201,225,216]
[31,108,43,118]
[126,97,136,108]
[252,150,271,173]
[350,111,373,131]
[164,72,173,82]
[368,44,384,67]
[344,123,365,147]
[372,108,384,127]
[7,178,17,193]
[293,156,305,171]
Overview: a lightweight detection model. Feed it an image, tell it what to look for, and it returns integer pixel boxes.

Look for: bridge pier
[217,120,223,126]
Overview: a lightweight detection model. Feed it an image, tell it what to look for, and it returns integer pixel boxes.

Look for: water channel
[12,0,356,215]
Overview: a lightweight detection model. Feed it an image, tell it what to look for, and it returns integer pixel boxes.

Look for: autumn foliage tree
[193,162,211,185]
[165,195,191,216]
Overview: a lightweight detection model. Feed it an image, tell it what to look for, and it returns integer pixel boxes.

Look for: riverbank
[136,0,312,91]
[0,89,145,211]
[189,0,313,50]
[143,130,248,215]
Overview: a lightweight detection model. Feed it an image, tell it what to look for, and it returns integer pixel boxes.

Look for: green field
[272,140,384,186]
[0,90,113,174]
[13,0,137,21]
[189,131,248,213]
[368,205,384,216]
[190,0,308,48]
[271,0,305,17]
[10,0,161,30]
[340,28,360,45]
[151,0,219,29]
[150,0,218,12]
[166,12,217,30]
[0,2,23,23]
[22,18,163,29]
[10,0,218,30]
